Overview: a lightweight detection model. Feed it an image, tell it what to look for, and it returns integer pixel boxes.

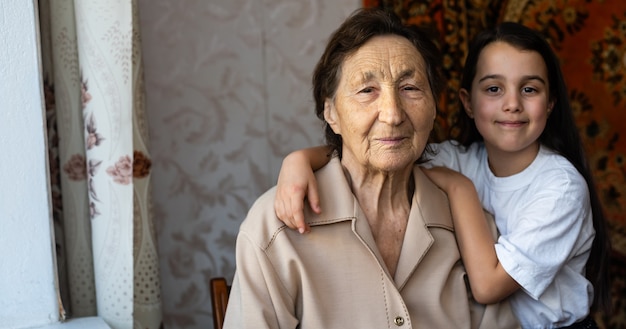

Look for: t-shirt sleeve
[494,171,593,300]
[426,141,464,171]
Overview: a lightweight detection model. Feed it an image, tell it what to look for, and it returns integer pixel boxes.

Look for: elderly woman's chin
[364,147,423,173]
[383,156,418,172]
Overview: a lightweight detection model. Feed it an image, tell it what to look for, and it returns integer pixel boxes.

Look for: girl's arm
[421,166,520,304]
[274,146,331,233]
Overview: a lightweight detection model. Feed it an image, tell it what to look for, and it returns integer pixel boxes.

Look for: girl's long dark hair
[451,22,612,314]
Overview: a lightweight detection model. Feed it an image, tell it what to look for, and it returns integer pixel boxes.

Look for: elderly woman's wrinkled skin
[324,35,436,275]
[326,35,436,176]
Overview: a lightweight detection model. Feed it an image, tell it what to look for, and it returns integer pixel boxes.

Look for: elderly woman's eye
[359,87,374,94]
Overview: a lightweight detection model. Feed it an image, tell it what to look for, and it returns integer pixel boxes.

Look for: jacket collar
[303,157,453,288]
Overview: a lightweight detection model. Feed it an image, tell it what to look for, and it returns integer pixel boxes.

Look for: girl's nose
[503,92,522,113]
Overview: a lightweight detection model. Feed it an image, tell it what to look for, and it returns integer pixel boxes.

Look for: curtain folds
[39,1,162,328]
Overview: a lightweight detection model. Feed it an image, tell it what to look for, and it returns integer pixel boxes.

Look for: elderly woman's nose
[378,91,404,125]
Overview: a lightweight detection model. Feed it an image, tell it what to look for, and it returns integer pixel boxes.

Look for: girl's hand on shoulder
[274,151,321,234]
[421,166,473,194]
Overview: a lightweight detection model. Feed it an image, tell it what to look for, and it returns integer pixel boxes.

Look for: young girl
[273,22,611,328]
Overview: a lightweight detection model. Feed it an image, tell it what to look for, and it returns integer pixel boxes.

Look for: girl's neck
[485,142,540,177]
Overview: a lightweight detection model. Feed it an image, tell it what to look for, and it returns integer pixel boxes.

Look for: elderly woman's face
[324,35,436,173]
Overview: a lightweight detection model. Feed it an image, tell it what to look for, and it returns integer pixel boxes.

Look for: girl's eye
[522,86,537,93]
[486,86,500,93]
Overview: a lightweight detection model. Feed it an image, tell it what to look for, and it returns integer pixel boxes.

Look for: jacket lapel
[394,166,451,288]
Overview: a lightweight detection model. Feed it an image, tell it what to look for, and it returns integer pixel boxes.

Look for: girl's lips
[497,120,527,127]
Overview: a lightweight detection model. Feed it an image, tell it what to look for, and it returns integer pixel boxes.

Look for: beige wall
[137,1,360,327]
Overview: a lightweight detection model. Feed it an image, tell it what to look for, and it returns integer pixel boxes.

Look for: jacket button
[394,316,404,326]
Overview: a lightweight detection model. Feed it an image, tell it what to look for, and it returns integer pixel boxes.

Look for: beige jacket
[223,157,519,329]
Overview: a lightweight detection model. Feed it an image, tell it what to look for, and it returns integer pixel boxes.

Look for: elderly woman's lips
[378,137,406,144]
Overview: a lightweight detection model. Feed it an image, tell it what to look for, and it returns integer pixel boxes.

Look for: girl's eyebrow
[478,74,546,84]
[478,74,503,83]
[521,75,547,84]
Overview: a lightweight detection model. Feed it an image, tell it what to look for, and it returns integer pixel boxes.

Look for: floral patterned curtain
[39,0,162,328]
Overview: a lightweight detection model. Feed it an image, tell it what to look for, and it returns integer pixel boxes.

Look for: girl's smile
[460,41,553,176]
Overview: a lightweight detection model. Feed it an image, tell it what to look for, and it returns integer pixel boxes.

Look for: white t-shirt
[427,140,595,329]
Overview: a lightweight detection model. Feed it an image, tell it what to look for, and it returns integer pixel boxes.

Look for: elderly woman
[223,8,519,329]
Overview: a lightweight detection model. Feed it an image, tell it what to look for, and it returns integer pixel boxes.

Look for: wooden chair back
[210,277,231,329]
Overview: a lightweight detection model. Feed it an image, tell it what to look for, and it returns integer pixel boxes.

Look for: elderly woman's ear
[324,99,340,134]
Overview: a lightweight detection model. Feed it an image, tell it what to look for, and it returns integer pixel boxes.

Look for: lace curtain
[39,1,162,328]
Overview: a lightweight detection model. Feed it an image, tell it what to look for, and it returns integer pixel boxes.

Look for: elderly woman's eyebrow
[355,71,376,84]
[355,68,417,85]
[397,69,417,82]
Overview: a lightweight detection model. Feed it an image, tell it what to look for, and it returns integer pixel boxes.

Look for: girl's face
[460,41,554,160]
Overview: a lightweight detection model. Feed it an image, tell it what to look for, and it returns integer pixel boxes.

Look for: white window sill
[30,317,112,329]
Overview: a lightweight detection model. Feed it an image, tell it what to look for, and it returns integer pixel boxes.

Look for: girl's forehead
[475,41,547,78]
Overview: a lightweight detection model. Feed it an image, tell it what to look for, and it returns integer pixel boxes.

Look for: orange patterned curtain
[362,0,626,247]
[364,1,626,327]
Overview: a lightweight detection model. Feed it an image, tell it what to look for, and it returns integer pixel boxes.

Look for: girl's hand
[274,151,321,234]
[421,166,470,193]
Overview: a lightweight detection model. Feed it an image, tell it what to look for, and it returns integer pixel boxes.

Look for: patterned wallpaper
[137,0,360,327]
